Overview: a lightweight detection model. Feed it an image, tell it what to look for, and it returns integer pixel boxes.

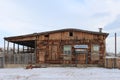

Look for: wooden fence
[5,53,36,64]
[105,57,120,69]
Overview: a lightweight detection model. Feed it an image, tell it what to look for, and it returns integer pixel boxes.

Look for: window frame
[63,45,72,55]
[91,44,100,60]
[92,44,100,52]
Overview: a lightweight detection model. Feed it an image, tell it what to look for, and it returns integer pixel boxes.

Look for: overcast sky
[0,0,120,53]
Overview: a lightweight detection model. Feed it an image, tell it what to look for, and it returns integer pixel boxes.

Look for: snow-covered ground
[0,67,120,80]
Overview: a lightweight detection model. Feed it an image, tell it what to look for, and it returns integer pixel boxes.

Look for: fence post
[114,33,117,68]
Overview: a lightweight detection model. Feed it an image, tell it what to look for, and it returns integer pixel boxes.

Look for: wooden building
[4,28,109,66]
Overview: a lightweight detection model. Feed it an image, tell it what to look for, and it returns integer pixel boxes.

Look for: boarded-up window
[91,44,100,60]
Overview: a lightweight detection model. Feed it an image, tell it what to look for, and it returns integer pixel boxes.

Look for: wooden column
[7,41,9,54]
[7,41,9,64]
[30,47,32,53]
[17,44,19,54]
[3,39,6,66]
[17,44,19,64]
[31,47,33,64]
[35,34,38,63]
[27,46,29,53]
[13,43,16,64]
[35,39,36,57]
[13,43,15,54]
[4,40,6,54]
[24,46,28,64]
[23,46,24,53]
[21,45,24,64]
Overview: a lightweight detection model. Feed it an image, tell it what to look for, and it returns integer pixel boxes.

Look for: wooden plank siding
[4,28,109,66]
[35,31,108,66]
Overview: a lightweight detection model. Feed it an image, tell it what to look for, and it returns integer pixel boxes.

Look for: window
[44,34,49,37]
[69,32,73,36]
[63,45,71,55]
[91,44,100,60]
[93,44,100,52]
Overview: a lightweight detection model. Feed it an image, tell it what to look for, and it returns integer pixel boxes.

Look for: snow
[106,56,118,58]
[0,67,120,80]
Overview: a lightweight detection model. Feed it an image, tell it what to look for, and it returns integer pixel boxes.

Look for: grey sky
[0,0,120,53]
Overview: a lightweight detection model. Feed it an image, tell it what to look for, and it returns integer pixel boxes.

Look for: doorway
[74,45,88,64]
[63,45,72,64]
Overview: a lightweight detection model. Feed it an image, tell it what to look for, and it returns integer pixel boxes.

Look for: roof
[4,28,109,48]
[4,28,109,40]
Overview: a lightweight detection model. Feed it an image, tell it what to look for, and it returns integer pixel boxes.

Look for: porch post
[3,39,6,67]
[7,41,9,64]
[13,43,15,54]
[17,44,19,54]
[7,41,9,54]
[17,44,19,64]
[31,47,33,64]
[13,43,16,64]
[35,34,37,63]
[23,46,24,53]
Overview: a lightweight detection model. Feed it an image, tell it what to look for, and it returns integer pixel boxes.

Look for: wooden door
[74,48,88,64]
[47,45,59,63]
[76,54,86,64]
[51,45,58,60]
[39,51,45,64]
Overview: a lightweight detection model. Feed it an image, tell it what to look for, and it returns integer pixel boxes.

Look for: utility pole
[114,33,117,68]
[115,33,117,57]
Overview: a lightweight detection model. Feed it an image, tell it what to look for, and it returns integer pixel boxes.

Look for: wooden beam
[4,40,6,54]
[3,39,6,66]
[35,39,37,63]
[7,41,9,54]
[13,43,15,54]
[13,43,16,64]
[23,46,24,53]
[17,44,19,54]
[27,47,28,52]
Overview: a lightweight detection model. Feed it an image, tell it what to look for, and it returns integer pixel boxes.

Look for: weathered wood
[4,29,108,66]
[116,58,120,69]
[37,32,107,65]
[17,44,19,54]
[105,57,115,68]
[7,41,9,54]
[23,46,24,53]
